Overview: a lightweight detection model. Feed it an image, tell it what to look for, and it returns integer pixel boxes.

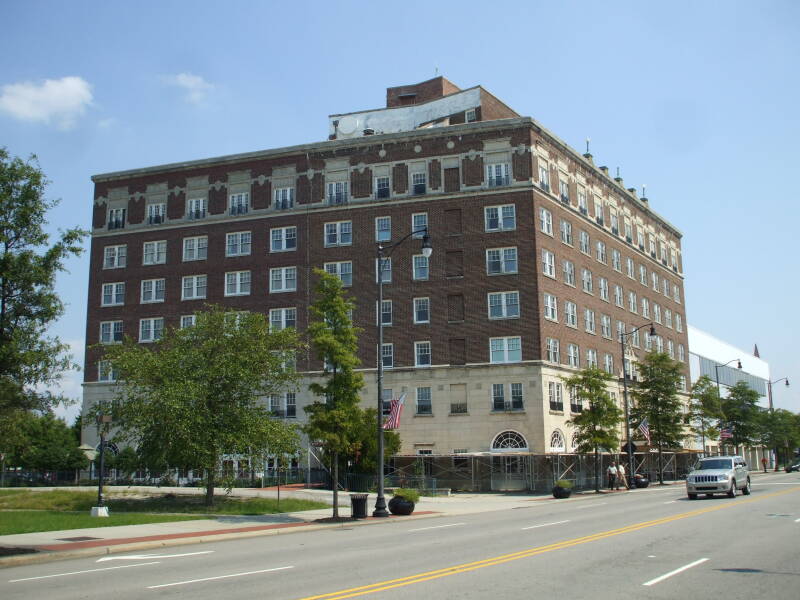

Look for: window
[548,382,564,411]
[139,317,164,343]
[183,236,208,261]
[188,197,206,219]
[271,226,297,252]
[642,297,650,318]
[653,303,662,324]
[226,231,252,257]
[103,245,127,269]
[100,320,123,344]
[560,219,573,245]
[375,176,390,199]
[142,241,166,265]
[180,315,196,328]
[581,268,593,293]
[376,257,392,283]
[101,282,124,306]
[225,270,251,296]
[270,267,297,293]
[412,172,427,195]
[97,360,117,382]
[613,285,623,307]
[678,344,685,362]
[665,309,673,329]
[489,291,519,319]
[269,308,296,331]
[540,207,553,235]
[285,393,297,418]
[327,181,349,205]
[631,328,640,347]
[141,278,165,303]
[570,386,582,413]
[578,187,588,213]
[416,387,432,415]
[562,260,575,285]
[274,187,294,210]
[414,297,430,323]
[546,337,560,363]
[412,255,429,280]
[490,336,522,364]
[663,278,670,297]
[610,212,619,235]
[538,160,550,191]
[586,348,598,368]
[624,220,633,241]
[324,221,352,247]
[628,291,638,312]
[611,249,621,272]
[147,203,166,225]
[486,247,518,274]
[639,265,647,285]
[644,331,653,351]
[510,383,524,410]
[381,388,393,416]
[626,257,635,278]
[484,204,516,232]
[565,301,577,328]
[584,309,596,334]
[567,344,580,367]
[648,234,656,256]
[603,353,614,374]
[377,299,392,325]
[637,228,645,249]
[108,207,126,229]
[616,320,625,342]
[652,271,659,291]
[489,384,504,411]
[410,341,432,369]
[599,277,609,301]
[229,192,249,215]
[674,285,681,304]
[381,343,394,368]
[325,261,352,287]
[181,275,206,300]
[675,313,683,333]
[466,108,477,122]
[543,293,558,321]
[579,230,590,254]
[541,249,555,277]
[595,241,607,263]
[601,314,611,338]
[656,336,664,353]
[487,163,510,187]
[667,339,675,359]
[412,213,428,238]
[375,216,391,242]
[559,179,570,203]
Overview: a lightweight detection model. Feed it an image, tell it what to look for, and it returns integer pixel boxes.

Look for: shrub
[554,479,573,489]
[392,488,420,503]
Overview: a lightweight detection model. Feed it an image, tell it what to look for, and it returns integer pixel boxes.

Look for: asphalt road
[3,472,799,600]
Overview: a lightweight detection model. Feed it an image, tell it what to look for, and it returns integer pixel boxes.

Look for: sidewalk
[0,477,700,568]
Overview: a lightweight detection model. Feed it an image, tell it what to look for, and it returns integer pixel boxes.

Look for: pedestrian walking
[761,457,768,473]
[607,461,617,489]
[616,462,628,490]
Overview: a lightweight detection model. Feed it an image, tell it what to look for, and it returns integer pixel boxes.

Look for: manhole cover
[56,536,103,542]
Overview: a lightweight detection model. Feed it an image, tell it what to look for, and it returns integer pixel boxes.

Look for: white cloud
[0,76,93,130]
[162,72,214,104]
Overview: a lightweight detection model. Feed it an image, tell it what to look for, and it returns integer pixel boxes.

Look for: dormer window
[465,108,477,123]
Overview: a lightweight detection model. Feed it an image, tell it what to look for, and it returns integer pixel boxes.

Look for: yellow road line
[295,485,800,600]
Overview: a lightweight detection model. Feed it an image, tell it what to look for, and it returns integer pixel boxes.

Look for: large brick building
[81,77,690,463]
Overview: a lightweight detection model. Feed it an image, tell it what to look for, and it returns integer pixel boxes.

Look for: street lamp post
[767,377,790,470]
[713,359,742,456]
[620,322,656,485]
[92,415,112,517]
[374,228,432,517]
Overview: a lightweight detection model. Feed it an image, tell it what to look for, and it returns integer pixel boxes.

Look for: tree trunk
[205,467,215,507]
[594,446,599,493]
[657,441,664,485]
[332,451,339,518]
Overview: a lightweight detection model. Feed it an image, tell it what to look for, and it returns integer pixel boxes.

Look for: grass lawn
[0,511,205,536]
[0,489,330,517]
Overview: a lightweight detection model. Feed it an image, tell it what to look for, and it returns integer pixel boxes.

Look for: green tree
[631,351,685,484]
[563,367,622,493]
[15,412,87,473]
[114,446,141,480]
[94,306,301,506]
[0,148,87,416]
[687,375,723,454]
[719,381,762,453]
[253,419,302,509]
[304,269,364,518]
[758,409,800,470]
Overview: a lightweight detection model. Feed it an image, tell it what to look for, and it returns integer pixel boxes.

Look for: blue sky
[1,1,797,420]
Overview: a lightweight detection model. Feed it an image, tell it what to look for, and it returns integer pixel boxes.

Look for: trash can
[350,493,369,519]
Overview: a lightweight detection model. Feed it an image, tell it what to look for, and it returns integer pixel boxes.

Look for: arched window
[491,430,528,451]
[571,433,580,452]
[550,430,565,453]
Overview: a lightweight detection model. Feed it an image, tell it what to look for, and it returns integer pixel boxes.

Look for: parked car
[686,456,751,499]
[785,461,800,473]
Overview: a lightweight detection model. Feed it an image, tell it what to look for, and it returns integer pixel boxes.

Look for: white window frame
[142,240,167,265]
[584,309,596,334]
[99,320,123,344]
[180,315,196,328]
[488,291,520,320]
[229,192,249,215]
[139,317,164,343]
[181,275,207,300]
[412,213,428,238]
[486,247,518,275]
[562,259,575,286]
[376,257,392,283]
[375,216,391,242]
[101,282,125,307]
[325,221,352,247]
[274,186,295,210]
[225,270,252,296]
[484,204,516,232]
[269,307,297,331]
[269,266,297,293]
[140,278,165,304]
[560,219,573,245]
[543,293,558,322]
[226,231,252,257]
[541,249,555,278]
[414,297,430,324]
[103,244,127,269]
[540,207,553,235]
[412,254,429,281]
[490,336,522,364]
[270,226,297,252]
[414,341,432,367]
[182,236,208,261]
[325,261,352,287]
[565,301,577,328]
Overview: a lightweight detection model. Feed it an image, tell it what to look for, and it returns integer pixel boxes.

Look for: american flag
[638,417,651,444]
[383,393,406,430]
[719,428,733,439]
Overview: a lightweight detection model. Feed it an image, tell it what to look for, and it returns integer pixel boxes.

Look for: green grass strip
[0,511,206,535]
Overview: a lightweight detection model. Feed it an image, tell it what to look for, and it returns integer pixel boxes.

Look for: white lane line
[795,518,800,523]
[407,523,466,532]
[97,550,213,562]
[663,500,677,504]
[147,565,293,589]
[10,562,161,583]
[573,502,607,509]
[521,520,570,530]
[642,558,709,586]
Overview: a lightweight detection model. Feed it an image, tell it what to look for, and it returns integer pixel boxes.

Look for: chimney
[627,187,638,199]
[599,166,609,176]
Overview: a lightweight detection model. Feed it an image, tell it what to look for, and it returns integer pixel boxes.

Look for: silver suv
[686,456,751,499]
